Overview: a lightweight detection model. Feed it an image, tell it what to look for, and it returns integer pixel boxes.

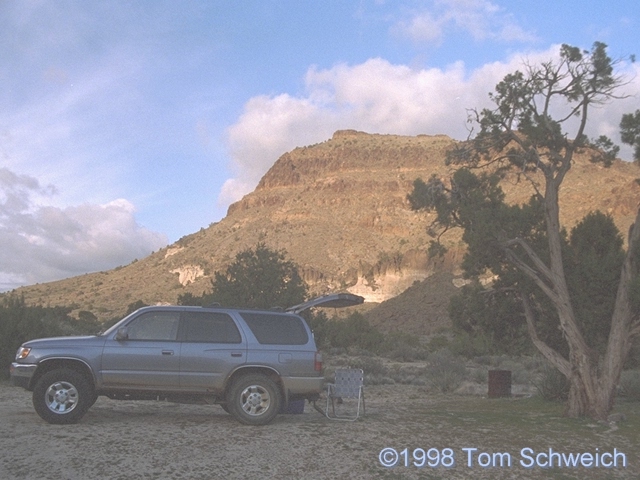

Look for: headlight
[15,347,31,360]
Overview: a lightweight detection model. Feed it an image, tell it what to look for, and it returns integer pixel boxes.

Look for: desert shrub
[520,355,547,372]
[426,349,467,393]
[349,357,394,385]
[320,313,386,354]
[469,366,489,384]
[473,355,498,367]
[385,332,429,361]
[534,364,569,401]
[619,370,640,401]
[427,334,451,352]
[449,331,493,358]
[0,295,101,379]
[386,364,430,386]
[623,341,640,369]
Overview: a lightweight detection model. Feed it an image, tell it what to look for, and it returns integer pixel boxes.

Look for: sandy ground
[0,381,636,480]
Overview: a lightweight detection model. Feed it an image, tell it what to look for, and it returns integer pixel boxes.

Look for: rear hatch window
[239,312,309,345]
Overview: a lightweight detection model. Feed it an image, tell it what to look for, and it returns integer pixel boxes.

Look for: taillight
[314,352,323,372]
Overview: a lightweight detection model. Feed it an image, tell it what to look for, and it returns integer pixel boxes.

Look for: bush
[449,331,493,358]
[385,332,429,361]
[534,364,569,401]
[619,370,640,401]
[426,349,467,393]
[316,313,386,354]
[427,334,451,352]
[0,295,101,380]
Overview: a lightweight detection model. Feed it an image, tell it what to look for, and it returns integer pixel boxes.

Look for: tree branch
[520,292,571,377]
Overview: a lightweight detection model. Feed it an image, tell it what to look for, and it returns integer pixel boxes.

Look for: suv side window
[181,311,242,343]
[126,311,180,341]
[240,312,308,345]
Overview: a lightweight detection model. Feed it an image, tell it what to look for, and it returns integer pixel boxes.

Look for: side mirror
[115,327,129,341]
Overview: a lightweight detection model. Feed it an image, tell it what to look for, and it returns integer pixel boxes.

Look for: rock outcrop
[11,131,640,324]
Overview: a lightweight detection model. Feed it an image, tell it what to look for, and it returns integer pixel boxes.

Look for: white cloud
[393,0,538,45]
[222,93,339,204]
[220,56,510,205]
[221,46,640,206]
[0,168,167,291]
[395,12,443,44]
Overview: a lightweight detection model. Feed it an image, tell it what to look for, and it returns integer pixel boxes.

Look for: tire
[32,369,94,424]
[87,393,99,409]
[227,374,282,426]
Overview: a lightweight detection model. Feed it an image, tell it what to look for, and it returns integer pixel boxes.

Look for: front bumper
[9,363,38,389]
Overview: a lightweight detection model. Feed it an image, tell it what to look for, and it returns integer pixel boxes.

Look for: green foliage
[411,44,640,396]
[534,364,570,401]
[426,349,467,393]
[179,243,307,310]
[565,212,625,353]
[304,310,330,349]
[620,109,640,162]
[319,313,385,353]
[0,295,101,379]
[619,370,640,401]
[126,300,148,315]
[447,210,628,357]
[177,291,210,307]
[308,312,429,359]
[449,282,528,353]
[212,243,307,309]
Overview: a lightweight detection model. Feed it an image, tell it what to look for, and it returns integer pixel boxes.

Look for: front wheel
[227,374,282,425]
[32,369,94,424]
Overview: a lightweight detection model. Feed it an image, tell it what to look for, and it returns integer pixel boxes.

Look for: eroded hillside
[9,130,640,324]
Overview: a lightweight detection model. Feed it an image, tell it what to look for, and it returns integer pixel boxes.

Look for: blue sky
[1,0,639,290]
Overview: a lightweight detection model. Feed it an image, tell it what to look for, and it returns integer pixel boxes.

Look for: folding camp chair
[325,368,365,421]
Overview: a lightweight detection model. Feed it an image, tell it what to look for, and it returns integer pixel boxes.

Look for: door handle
[231,352,243,357]
[162,350,174,356]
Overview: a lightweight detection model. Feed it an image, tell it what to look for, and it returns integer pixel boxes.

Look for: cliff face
[224,130,462,300]
[12,130,640,322]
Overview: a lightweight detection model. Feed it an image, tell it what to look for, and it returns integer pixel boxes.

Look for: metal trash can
[488,370,511,398]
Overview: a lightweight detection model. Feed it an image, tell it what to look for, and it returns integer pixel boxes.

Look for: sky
[1,0,639,291]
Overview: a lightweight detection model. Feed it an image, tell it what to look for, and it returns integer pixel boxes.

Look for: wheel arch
[224,366,286,403]
[31,358,95,390]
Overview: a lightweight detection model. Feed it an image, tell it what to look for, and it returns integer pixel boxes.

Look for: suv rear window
[240,312,309,345]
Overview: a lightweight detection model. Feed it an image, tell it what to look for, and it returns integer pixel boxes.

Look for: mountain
[8,130,640,329]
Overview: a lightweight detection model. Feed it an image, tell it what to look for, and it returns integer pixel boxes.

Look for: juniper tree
[409,43,640,419]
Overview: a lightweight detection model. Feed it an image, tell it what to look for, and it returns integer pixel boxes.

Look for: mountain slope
[9,130,640,326]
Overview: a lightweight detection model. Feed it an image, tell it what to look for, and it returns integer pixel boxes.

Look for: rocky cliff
[11,130,640,324]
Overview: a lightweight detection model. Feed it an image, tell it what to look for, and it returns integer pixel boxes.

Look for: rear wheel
[227,374,282,425]
[32,369,94,424]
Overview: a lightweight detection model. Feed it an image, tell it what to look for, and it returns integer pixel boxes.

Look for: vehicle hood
[23,335,105,348]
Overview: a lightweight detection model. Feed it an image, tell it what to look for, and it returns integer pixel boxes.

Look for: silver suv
[10,294,363,426]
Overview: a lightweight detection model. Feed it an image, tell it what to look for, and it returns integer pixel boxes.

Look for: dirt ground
[0,381,637,480]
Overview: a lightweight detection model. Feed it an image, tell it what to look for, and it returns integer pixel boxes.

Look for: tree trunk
[531,175,640,420]
[565,363,612,420]
[560,208,640,420]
